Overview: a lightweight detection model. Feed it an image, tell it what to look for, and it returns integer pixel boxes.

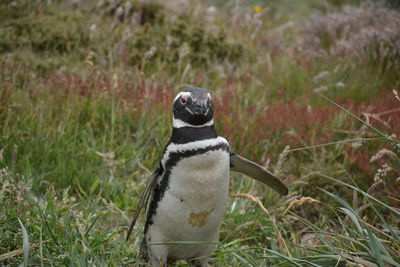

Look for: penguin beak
[191,100,209,115]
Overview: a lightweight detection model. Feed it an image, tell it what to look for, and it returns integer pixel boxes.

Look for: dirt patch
[188,211,210,227]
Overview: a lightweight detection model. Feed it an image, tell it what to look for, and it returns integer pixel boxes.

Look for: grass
[1,0,400,266]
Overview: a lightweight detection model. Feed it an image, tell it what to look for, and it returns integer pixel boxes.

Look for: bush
[0,12,89,54]
[299,2,400,73]
[94,0,244,70]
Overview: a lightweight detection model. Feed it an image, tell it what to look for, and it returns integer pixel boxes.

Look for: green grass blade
[315,91,398,143]
[287,138,389,152]
[289,212,351,258]
[17,218,30,267]
[263,249,311,267]
[339,208,363,233]
[305,168,400,216]
[85,214,101,237]
[366,229,385,266]
[363,192,400,241]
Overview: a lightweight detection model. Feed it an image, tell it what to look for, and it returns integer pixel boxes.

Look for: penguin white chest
[169,149,230,211]
[152,148,230,242]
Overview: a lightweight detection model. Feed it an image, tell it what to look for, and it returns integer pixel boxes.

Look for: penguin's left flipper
[126,168,160,241]
[230,153,289,196]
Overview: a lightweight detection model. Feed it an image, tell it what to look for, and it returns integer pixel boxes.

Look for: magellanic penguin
[126,87,288,266]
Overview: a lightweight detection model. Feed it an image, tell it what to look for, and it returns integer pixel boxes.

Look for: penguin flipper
[230,153,289,196]
[126,168,159,241]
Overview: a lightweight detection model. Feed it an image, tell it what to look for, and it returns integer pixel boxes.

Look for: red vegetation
[343,93,400,182]
[354,92,400,137]
[1,65,398,178]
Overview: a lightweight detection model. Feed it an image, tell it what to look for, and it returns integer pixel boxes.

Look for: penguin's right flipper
[126,168,160,241]
[230,153,289,196]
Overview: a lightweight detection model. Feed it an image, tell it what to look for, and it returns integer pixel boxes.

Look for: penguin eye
[181,95,190,105]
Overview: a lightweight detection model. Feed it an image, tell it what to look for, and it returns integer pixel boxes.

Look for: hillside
[1,0,399,266]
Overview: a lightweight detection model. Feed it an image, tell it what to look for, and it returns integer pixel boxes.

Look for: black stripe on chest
[170,126,218,144]
[144,141,230,234]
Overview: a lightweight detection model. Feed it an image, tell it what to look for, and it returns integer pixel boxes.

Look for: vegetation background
[1,0,399,266]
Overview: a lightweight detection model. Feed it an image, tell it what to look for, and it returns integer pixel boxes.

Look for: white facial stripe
[162,136,229,165]
[174,91,192,102]
[207,93,211,100]
[185,106,194,115]
[172,117,214,128]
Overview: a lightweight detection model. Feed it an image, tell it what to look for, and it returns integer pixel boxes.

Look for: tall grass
[1,0,399,266]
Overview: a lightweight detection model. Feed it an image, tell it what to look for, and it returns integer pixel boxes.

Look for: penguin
[126,87,288,267]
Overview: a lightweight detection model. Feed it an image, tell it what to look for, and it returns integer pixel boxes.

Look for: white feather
[172,117,214,128]
[174,91,192,102]
[146,146,230,261]
[161,137,228,166]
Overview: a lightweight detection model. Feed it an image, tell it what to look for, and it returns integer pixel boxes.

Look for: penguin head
[172,87,214,128]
